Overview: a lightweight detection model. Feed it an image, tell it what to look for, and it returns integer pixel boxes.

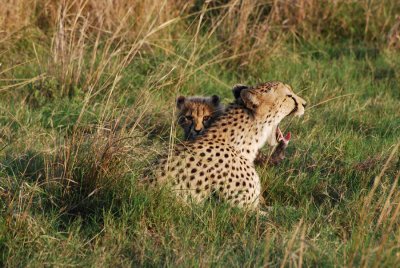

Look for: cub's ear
[240,88,260,110]
[232,84,249,100]
[176,96,186,109]
[210,95,220,106]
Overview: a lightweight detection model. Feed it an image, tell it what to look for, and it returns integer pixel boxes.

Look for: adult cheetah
[155,81,307,210]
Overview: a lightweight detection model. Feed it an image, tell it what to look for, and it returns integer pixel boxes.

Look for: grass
[1,1,400,267]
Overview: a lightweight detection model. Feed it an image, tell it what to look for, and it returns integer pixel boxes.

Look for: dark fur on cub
[176,95,223,140]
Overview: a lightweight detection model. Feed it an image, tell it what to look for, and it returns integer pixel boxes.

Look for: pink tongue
[284,132,291,141]
[277,127,291,142]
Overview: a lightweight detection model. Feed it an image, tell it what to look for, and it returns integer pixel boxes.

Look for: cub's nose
[302,102,307,108]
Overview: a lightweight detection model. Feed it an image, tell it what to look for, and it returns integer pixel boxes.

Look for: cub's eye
[185,115,193,121]
[203,116,210,121]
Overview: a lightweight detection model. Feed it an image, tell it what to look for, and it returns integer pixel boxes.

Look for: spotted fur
[155,81,307,211]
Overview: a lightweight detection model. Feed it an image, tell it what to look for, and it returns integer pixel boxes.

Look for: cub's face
[176,95,222,140]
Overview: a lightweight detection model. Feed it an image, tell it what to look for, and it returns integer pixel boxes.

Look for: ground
[1,1,400,266]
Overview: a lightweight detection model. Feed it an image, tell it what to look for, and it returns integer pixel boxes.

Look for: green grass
[1,34,400,268]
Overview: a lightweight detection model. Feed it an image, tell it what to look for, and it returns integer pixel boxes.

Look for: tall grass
[1,0,399,266]
[1,1,399,95]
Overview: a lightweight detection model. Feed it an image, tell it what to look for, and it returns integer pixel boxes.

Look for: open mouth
[288,106,298,116]
[276,126,291,144]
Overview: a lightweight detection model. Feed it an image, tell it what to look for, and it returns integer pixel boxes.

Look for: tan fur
[176,95,223,140]
[155,81,306,211]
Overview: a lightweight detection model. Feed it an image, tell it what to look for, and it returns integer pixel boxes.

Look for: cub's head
[176,95,223,140]
[233,81,307,145]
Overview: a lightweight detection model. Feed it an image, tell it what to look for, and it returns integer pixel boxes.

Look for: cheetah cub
[176,95,223,140]
[156,81,306,210]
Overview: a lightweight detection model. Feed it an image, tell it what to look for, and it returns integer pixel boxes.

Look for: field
[1,0,400,267]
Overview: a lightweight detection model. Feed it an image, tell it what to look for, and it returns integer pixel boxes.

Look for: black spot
[191,168,197,173]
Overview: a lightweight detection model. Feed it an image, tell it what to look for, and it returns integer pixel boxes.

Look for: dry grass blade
[280,218,303,268]
[0,75,46,93]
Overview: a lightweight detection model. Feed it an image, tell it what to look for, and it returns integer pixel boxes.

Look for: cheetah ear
[232,84,249,100]
[240,89,260,110]
[210,95,220,106]
[176,96,186,109]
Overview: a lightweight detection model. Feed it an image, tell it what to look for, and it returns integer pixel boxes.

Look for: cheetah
[176,95,223,140]
[155,81,307,210]
[232,84,293,165]
[176,91,291,165]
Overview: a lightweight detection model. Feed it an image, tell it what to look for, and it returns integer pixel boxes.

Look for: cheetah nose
[302,102,307,108]
[194,128,202,133]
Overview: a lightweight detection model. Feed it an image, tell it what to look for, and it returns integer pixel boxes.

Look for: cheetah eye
[203,116,210,121]
[185,115,193,121]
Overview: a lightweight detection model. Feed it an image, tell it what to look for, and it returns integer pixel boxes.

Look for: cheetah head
[233,81,307,145]
[176,95,222,140]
